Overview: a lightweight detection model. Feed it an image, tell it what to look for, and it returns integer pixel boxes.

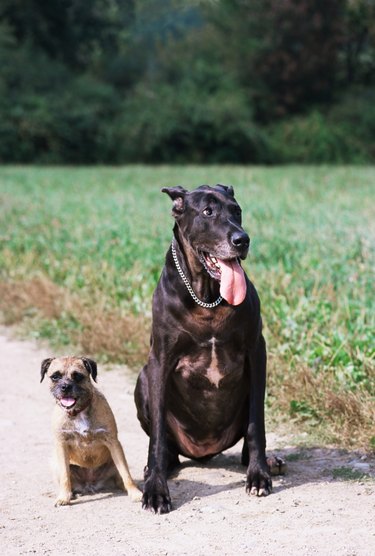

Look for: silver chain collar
[171,239,223,309]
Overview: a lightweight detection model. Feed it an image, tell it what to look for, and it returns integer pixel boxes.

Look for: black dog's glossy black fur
[134,184,272,513]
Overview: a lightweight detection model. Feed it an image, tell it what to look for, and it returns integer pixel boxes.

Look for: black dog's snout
[231,231,250,250]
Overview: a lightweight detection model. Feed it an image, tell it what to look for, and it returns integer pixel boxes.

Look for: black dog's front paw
[142,470,172,514]
[246,462,272,497]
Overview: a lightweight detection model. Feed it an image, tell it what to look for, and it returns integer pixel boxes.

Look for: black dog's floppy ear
[216,184,235,197]
[40,358,54,383]
[161,186,188,216]
[81,357,98,382]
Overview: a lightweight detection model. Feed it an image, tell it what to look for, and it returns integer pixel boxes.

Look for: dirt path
[1,331,374,556]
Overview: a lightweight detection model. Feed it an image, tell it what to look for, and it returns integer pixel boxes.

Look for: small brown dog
[40,356,142,506]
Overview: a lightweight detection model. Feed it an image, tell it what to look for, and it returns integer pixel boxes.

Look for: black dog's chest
[174,336,245,389]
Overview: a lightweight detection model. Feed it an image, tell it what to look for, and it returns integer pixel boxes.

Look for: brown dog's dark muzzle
[60,381,73,394]
[53,381,85,402]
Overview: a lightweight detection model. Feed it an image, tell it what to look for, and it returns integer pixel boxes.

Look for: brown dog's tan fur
[41,356,142,506]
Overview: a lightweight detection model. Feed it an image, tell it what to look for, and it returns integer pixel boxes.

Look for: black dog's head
[162,184,249,262]
[162,184,250,305]
[40,356,97,414]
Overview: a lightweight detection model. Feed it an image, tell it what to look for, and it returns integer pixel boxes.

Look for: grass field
[0,165,374,450]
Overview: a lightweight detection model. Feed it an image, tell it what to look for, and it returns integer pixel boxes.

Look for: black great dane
[135,184,281,514]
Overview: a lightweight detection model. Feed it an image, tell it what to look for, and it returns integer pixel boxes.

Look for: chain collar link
[171,239,223,309]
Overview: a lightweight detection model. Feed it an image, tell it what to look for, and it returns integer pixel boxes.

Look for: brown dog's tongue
[217,258,246,305]
[60,398,76,408]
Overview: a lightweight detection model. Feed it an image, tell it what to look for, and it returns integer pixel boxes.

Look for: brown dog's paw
[54,493,72,507]
[267,455,287,476]
[246,464,272,497]
[128,485,143,502]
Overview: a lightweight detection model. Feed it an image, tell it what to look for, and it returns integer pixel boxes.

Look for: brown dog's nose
[231,231,250,250]
[60,382,72,393]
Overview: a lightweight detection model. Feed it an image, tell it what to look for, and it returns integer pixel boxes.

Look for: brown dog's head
[40,356,97,414]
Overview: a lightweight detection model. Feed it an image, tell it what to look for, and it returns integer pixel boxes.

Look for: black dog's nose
[231,231,250,250]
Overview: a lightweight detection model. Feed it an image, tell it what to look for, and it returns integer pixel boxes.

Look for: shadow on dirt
[45,447,374,510]
[167,446,374,510]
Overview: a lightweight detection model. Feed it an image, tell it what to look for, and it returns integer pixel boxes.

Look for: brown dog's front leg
[141,354,172,514]
[54,441,73,506]
[107,439,142,502]
[245,334,272,496]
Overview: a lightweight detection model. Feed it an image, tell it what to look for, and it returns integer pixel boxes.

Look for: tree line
[0,0,374,164]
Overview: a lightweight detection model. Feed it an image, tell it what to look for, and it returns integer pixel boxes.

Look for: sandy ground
[1,331,374,556]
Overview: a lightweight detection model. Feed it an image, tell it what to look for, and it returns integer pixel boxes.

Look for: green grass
[332,467,372,482]
[0,165,374,449]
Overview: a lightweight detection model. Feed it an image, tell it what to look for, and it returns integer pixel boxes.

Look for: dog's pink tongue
[60,398,76,408]
[217,258,247,305]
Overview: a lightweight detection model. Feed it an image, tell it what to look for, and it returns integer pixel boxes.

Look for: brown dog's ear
[161,186,187,216]
[81,357,98,382]
[216,184,235,197]
[40,358,54,383]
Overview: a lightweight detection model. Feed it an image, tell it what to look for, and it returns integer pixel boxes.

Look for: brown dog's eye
[50,372,62,382]
[72,372,85,383]
[203,207,213,217]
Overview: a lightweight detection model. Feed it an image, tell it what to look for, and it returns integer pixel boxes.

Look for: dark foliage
[0,0,374,163]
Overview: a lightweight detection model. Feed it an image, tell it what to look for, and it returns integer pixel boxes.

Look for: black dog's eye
[50,372,62,382]
[72,372,85,383]
[203,207,213,217]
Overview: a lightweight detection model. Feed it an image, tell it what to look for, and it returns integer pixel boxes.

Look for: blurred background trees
[0,0,374,163]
